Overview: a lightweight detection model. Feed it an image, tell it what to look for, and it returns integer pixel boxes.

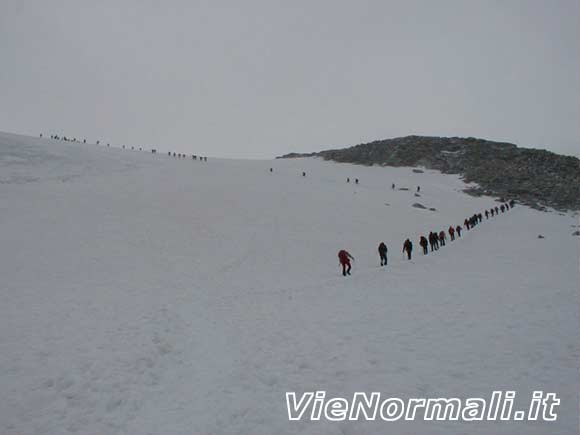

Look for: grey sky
[1,0,579,158]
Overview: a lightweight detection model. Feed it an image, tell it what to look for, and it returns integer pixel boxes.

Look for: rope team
[338,199,516,276]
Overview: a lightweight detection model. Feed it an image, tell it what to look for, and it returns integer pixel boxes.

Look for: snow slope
[0,132,578,434]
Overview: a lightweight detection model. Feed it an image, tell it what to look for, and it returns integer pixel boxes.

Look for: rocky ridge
[278,136,580,211]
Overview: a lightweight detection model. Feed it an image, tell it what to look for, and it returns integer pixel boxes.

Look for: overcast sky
[1,0,579,158]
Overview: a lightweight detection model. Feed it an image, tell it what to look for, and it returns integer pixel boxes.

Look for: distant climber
[419,236,428,255]
[456,225,462,238]
[448,225,455,241]
[438,230,446,247]
[338,250,354,276]
[468,215,475,228]
[428,232,438,252]
[402,239,413,260]
[378,242,388,266]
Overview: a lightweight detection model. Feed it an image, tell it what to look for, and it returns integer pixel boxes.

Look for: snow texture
[0,132,578,434]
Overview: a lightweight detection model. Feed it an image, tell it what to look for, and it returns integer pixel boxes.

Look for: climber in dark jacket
[429,232,438,251]
[378,242,388,266]
[438,230,446,247]
[402,239,413,260]
[419,236,428,255]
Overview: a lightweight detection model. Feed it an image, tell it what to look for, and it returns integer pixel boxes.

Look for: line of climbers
[339,199,515,276]
[43,133,104,146]
[271,171,423,196]
[40,133,207,161]
[167,152,207,161]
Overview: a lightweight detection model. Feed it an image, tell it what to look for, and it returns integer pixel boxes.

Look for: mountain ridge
[278,135,580,211]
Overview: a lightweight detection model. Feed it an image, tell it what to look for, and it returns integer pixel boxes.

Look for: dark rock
[537,234,545,239]
[412,169,424,173]
[279,135,580,211]
[429,207,437,211]
[277,152,316,158]
[412,203,427,209]
[414,193,421,197]
[572,231,580,236]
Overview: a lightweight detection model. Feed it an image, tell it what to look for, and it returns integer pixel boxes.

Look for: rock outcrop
[278,136,580,211]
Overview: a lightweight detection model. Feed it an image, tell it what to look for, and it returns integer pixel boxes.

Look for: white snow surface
[0,132,578,434]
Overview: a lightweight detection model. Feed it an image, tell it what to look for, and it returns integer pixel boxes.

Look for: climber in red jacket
[338,250,354,276]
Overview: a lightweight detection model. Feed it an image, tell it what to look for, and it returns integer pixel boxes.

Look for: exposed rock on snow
[279,135,580,211]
